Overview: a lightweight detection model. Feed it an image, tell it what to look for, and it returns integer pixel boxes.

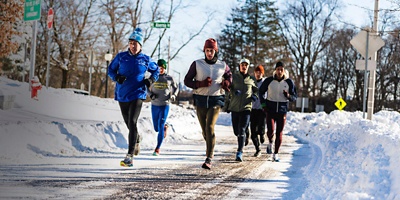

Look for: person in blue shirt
[108,27,159,167]
[148,59,179,156]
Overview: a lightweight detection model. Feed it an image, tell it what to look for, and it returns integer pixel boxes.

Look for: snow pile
[287,111,400,199]
[0,76,201,165]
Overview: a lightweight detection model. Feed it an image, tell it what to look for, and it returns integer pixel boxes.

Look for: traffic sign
[355,59,376,71]
[24,0,41,21]
[350,30,385,59]
[47,8,54,29]
[335,98,347,110]
[151,22,170,28]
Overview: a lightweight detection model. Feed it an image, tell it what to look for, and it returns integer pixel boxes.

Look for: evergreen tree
[218,0,284,72]
[218,7,245,72]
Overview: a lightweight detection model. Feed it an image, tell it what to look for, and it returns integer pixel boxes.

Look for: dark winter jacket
[108,50,159,102]
[259,72,297,114]
[252,78,265,110]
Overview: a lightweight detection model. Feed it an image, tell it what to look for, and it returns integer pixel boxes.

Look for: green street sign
[151,22,170,28]
[24,0,42,21]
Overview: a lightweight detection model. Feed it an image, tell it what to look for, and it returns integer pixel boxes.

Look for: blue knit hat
[129,27,143,46]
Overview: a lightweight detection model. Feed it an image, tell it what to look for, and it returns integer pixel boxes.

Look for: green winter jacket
[228,72,258,112]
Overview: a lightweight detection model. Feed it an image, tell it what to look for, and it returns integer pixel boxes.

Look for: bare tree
[280,0,339,103]
[100,0,131,56]
[385,29,400,111]
[375,11,400,112]
[146,0,213,61]
[49,0,96,88]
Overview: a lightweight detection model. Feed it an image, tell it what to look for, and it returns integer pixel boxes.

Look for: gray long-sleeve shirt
[149,74,179,106]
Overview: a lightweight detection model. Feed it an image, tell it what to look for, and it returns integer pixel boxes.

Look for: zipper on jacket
[207,64,212,108]
[239,75,245,111]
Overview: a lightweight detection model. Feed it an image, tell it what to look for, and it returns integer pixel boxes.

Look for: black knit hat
[275,61,284,69]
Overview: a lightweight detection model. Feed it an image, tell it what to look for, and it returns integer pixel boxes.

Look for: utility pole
[104,50,112,98]
[367,0,379,120]
[167,37,170,75]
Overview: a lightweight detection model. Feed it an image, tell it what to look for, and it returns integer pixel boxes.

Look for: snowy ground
[0,76,399,199]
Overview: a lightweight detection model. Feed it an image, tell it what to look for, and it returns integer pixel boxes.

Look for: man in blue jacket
[108,27,159,167]
[259,61,297,162]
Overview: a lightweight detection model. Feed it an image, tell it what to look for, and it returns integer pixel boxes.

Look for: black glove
[150,94,157,100]
[116,75,126,84]
[143,78,154,88]
[283,90,289,98]
[235,90,242,96]
[251,94,258,102]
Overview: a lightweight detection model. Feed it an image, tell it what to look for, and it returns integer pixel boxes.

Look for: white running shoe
[273,153,280,162]
[266,142,272,154]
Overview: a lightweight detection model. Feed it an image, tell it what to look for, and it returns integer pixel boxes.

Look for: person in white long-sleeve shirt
[259,61,297,162]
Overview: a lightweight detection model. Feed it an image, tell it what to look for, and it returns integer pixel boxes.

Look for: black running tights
[119,99,143,155]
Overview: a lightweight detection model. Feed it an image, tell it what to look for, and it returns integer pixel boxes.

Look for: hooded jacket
[259,70,297,114]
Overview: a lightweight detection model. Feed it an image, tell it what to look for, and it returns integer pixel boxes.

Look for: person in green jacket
[228,58,258,162]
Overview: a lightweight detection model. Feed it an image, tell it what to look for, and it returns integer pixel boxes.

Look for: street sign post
[46,8,54,88]
[24,0,41,21]
[350,30,384,59]
[355,59,376,71]
[47,8,54,29]
[24,0,41,92]
[151,22,171,28]
[350,28,385,119]
[151,21,170,59]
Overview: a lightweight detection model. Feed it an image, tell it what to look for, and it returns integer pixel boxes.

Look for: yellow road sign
[335,98,347,110]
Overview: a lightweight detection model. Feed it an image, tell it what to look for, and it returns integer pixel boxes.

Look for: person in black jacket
[259,61,297,162]
[249,65,266,157]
